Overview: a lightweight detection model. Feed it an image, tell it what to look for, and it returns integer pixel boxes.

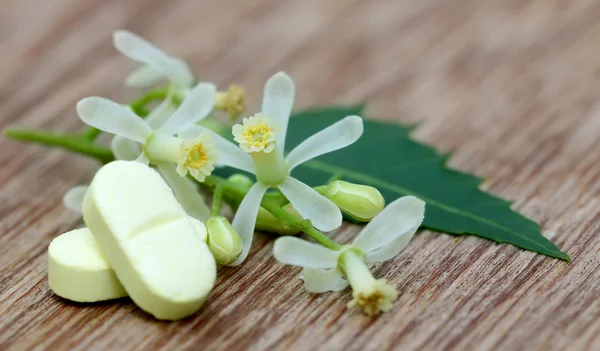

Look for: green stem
[81,87,170,141]
[3,128,114,163]
[4,87,172,162]
[211,185,223,217]
[203,175,343,251]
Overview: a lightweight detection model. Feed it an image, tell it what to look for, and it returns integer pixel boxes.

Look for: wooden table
[1,0,600,350]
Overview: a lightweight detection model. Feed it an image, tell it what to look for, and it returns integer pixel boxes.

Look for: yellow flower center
[349,290,393,316]
[242,124,273,149]
[184,143,208,169]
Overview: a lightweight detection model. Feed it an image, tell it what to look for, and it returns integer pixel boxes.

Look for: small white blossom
[74,84,218,221]
[113,30,194,90]
[113,31,247,119]
[180,72,364,266]
[77,82,216,175]
[273,196,425,315]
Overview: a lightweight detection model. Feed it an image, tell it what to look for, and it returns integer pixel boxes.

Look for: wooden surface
[1,0,600,350]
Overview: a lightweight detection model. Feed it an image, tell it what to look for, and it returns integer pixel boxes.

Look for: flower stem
[203,175,343,251]
[3,128,114,163]
[211,185,223,217]
[339,249,374,286]
[4,87,172,163]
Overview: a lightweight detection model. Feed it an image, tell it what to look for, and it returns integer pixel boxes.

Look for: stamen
[176,132,217,182]
[184,143,208,169]
[232,113,277,153]
[243,123,272,149]
[347,280,397,315]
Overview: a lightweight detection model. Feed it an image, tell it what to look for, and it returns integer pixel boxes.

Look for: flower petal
[285,116,363,170]
[262,72,294,155]
[145,96,176,130]
[179,125,255,174]
[364,224,420,262]
[302,268,348,293]
[166,57,195,88]
[113,30,194,88]
[111,136,141,161]
[230,182,269,266]
[157,163,210,222]
[272,236,339,269]
[63,185,88,214]
[77,97,151,143]
[159,83,216,135]
[125,64,165,87]
[352,196,425,256]
[113,30,170,66]
[278,177,342,232]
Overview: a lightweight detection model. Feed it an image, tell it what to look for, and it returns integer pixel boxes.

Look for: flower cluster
[36,30,425,316]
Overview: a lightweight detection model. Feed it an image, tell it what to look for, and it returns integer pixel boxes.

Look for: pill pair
[48,161,216,320]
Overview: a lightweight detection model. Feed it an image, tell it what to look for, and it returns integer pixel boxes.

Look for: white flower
[113,31,247,119]
[179,72,364,266]
[77,82,215,172]
[64,98,212,221]
[113,30,194,89]
[273,196,425,315]
[75,84,217,221]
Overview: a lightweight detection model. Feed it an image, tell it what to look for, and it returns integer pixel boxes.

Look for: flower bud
[256,204,301,235]
[206,216,243,265]
[322,181,385,222]
[228,174,254,189]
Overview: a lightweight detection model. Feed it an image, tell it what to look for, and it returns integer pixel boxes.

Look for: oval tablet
[83,161,216,320]
[48,228,127,302]
[48,219,208,303]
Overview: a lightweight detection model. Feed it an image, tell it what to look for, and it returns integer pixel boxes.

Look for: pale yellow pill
[83,161,216,320]
[47,219,207,303]
[48,228,127,302]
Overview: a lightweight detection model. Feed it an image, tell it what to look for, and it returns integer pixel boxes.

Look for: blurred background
[3,0,599,174]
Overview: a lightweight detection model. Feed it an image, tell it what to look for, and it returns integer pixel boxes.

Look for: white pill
[83,161,216,320]
[48,228,127,302]
[48,219,207,303]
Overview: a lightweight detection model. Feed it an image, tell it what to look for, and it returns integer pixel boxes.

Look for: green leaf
[291,106,569,261]
[215,106,569,261]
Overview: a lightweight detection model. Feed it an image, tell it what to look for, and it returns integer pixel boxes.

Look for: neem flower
[113,30,247,119]
[75,83,218,220]
[77,82,216,177]
[179,72,363,266]
[273,196,425,315]
[113,30,194,89]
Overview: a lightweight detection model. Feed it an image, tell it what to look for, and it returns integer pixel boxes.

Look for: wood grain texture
[1,0,600,350]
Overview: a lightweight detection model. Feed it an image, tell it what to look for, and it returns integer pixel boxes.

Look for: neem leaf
[286,106,569,261]
[215,106,569,261]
